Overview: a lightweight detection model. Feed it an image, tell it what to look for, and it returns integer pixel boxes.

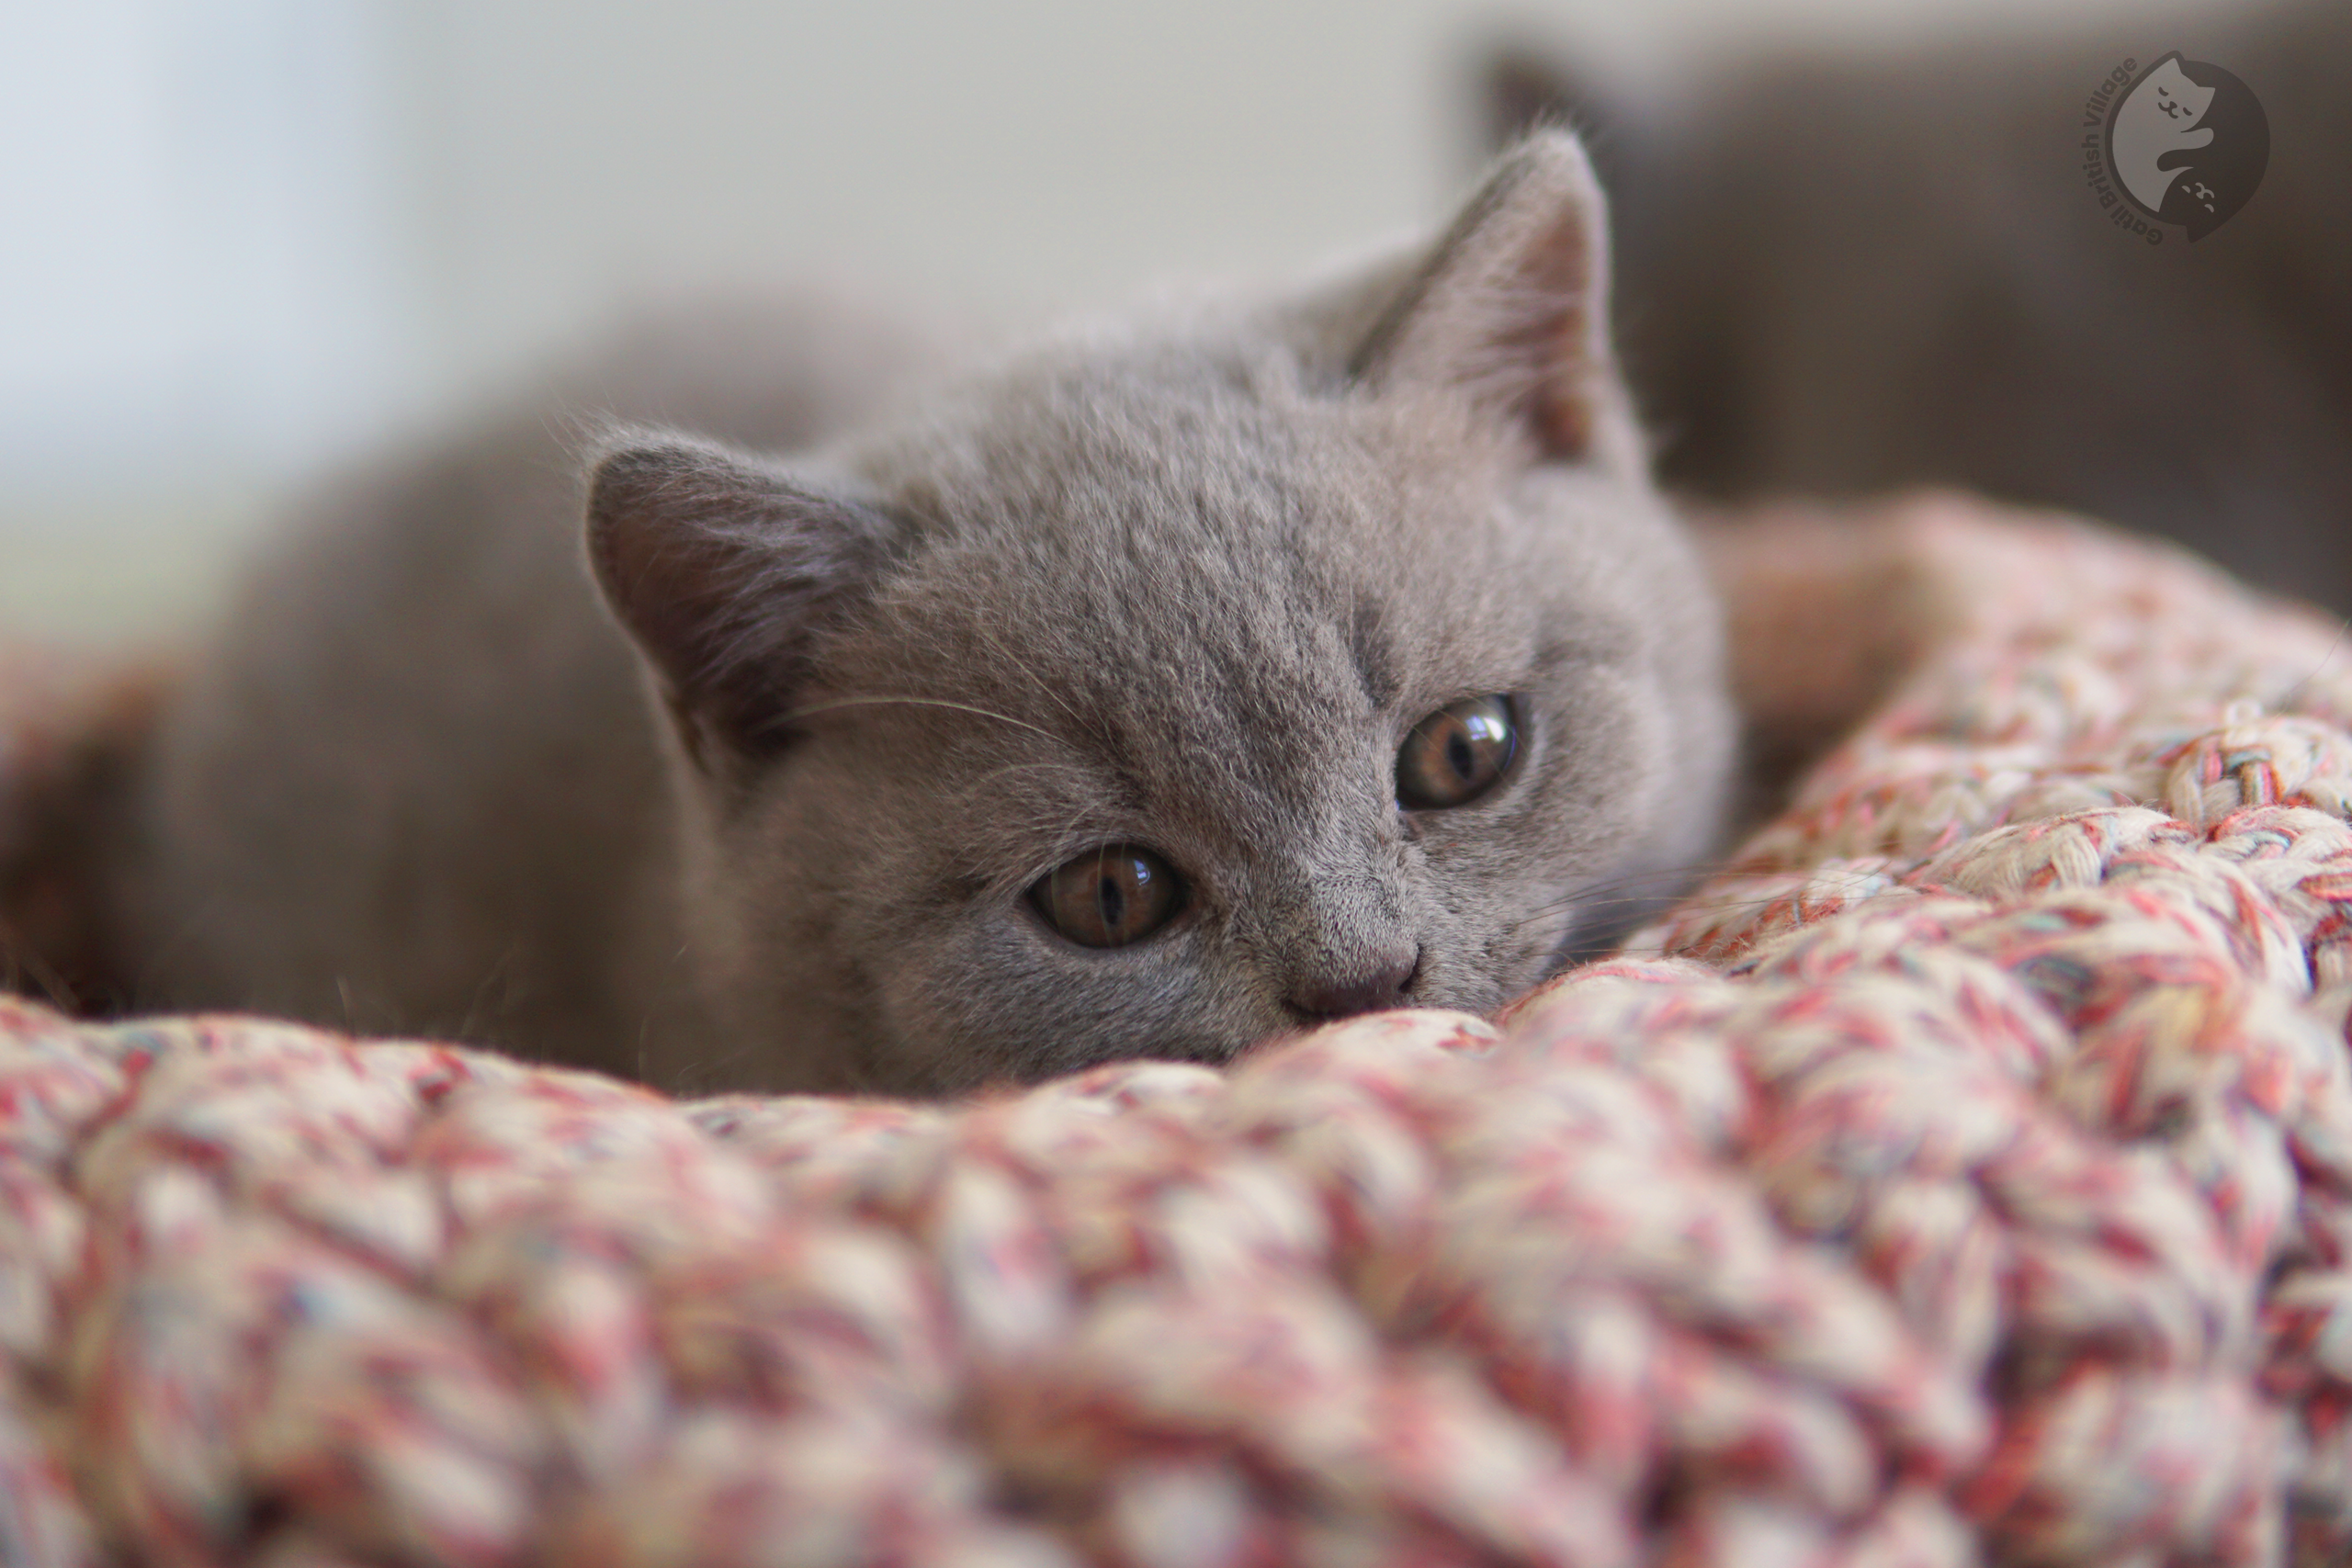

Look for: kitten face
[589,134,1735,1094]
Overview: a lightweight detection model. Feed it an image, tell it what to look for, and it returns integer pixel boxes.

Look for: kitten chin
[110,131,1736,1096]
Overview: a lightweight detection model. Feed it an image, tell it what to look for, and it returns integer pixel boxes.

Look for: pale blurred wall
[0,0,2212,637]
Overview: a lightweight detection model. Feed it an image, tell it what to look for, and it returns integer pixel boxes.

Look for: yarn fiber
[5,494,2352,1566]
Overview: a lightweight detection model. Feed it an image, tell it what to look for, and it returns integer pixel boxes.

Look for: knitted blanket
[4,494,2349,1568]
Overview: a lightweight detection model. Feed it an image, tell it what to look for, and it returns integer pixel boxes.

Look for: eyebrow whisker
[767,694,1062,743]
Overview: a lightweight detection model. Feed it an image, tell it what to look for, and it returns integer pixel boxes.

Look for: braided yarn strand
[6,494,2352,1565]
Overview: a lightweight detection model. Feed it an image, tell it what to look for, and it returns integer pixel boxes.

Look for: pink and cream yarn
[6,495,2352,1566]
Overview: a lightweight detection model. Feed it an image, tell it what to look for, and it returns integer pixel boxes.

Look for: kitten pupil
[1035,847,1182,949]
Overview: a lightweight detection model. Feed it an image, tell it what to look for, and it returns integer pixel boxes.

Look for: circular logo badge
[2101,52,2269,242]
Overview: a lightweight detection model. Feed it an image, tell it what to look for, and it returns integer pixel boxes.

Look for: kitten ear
[1350,131,1619,459]
[585,435,891,766]
[1474,40,1644,197]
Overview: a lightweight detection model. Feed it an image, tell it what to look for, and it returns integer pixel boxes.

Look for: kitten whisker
[1518,863,1888,920]
[966,615,1114,748]
[1499,861,1896,944]
[2273,614,2352,713]
[770,694,1062,743]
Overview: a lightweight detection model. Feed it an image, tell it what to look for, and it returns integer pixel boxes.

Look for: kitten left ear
[1350,131,1619,459]
[585,434,893,768]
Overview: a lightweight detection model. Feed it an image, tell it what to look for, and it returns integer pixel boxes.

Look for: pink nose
[1287,947,1419,1020]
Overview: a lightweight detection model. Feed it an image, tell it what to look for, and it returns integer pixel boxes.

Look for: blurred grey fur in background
[1476,0,2352,610]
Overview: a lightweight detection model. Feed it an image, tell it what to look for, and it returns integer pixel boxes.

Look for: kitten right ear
[1348,131,1622,461]
[1474,41,1640,196]
[585,435,891,766]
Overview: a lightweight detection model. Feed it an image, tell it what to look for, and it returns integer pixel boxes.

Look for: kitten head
[587,132,1735,1095]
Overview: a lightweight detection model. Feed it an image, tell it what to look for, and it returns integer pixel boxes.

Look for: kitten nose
[1288,945,1420,1021]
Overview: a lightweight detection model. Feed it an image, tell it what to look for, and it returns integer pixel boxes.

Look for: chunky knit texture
[5,495,2352,1566]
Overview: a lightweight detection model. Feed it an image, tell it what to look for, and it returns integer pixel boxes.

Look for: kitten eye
[1031,845,1185,948]
[1396,695,1519,809]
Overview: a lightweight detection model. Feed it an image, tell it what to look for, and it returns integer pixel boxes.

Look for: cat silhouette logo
[2100,52,2268,241]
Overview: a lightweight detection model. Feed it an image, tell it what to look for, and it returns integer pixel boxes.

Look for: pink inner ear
[1353,136,1613,462]
[1507,204,1599,457]
[1430,204,1600,459]
[585,440,890,762]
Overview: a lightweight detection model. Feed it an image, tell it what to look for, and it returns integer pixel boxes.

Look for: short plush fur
[108,134,1734,1096]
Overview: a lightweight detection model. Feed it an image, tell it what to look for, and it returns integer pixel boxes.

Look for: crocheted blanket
[3,494,2349,1568]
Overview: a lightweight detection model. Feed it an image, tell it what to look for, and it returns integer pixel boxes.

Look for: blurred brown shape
[1475,0,2352,611]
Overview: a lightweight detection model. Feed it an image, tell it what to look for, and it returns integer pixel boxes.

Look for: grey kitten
[107,132,1734,1097]
[1478,0,2352,611]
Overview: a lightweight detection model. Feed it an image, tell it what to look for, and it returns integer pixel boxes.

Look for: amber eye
[1396,695,1519,809]
[1031,845,1185,948]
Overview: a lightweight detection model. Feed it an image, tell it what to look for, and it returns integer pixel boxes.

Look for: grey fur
[109,134,1734,1096]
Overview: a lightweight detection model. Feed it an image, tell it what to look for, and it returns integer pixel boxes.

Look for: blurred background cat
[1476,0,2352,609]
